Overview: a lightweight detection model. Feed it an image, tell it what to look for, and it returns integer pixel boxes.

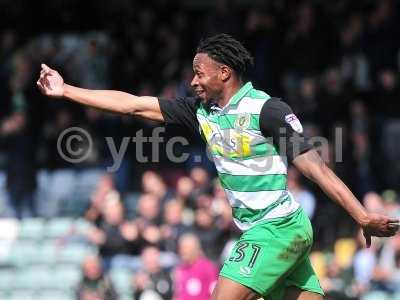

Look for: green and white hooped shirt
[159,82,311,231]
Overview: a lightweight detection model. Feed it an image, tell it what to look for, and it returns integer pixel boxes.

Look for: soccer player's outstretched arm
[37,64,164,122]
[293,149,399,247]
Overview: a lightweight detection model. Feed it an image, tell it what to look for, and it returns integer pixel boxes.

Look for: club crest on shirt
[235,113,251,130]
[285,113,303,133]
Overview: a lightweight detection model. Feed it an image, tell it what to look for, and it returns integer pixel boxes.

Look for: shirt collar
[202,82,253,113]
[225,81,253,108]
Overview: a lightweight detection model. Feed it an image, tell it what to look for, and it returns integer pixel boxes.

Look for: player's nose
[190,75,198,87]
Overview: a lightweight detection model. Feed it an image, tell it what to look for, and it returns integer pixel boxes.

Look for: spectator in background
[290,77,318,124]
[381,190,400,218]
[374,233,400,293]
[318,68,349,138]
[320,258,353,300]
[133,246,173,300]
[136,193,162,227]
[175,176,195,207]
[193,208,222,260]
[363,192,385,214]
[190,167,212,195]
[160,199,190,253]
[210,180,234,232]
[0,53,37,219]
[375,69,400,187]
[353,229,378,297]
[85,174,115,226]
[142,170,174,205]
[135,194,163,247]
[87,192,142,267]
[174,234,218,300]
[76,254,117,300]
[287,167,316,219]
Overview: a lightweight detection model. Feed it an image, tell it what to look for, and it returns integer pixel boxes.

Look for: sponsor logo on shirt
[239,266,252,277]
[235,113,251,130]
[285,113,303,133]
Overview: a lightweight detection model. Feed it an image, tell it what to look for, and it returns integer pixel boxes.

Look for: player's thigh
[284,286,323,300]
[284,257,324,298]
[212,276,261,300]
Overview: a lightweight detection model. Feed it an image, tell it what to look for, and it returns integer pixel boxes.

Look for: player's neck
[217,80,243,108]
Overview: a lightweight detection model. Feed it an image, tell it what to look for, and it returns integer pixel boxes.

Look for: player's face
[191,53,224,103]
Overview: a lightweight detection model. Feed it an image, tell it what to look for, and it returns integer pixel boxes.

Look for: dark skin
[38,53,399,300]
[191,53,242,108]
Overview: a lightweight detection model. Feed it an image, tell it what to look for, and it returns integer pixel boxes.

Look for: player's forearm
[63,84,139,114]
[309,164,369,226]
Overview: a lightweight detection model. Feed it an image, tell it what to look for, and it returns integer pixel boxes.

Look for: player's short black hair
[196,33,254,77]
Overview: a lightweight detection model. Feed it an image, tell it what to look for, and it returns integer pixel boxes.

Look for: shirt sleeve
[158,96,200,136]
[259,97,313,162]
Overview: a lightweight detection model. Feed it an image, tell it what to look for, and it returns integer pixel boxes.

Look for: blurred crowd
[76,168,224,299]
[0,0,400,299]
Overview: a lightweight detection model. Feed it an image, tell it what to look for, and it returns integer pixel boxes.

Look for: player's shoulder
[159,95,202,110]
[245,88,291,111]
[247,88,270,100]
[262,97,293,115]
[177,96,202,108]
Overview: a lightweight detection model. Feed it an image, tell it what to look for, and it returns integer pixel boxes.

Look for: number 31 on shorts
[228,242,261,269]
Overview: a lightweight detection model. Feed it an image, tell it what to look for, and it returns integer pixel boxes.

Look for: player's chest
[196,111,267,159]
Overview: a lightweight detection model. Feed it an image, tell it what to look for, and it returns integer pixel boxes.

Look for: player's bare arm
[293,149,399,247]
[36,64,164,122]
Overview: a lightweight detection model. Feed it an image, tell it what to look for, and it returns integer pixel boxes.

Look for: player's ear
[220,65,231,82]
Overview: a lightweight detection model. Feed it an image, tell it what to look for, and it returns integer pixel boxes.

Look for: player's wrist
[357,211,371,227]
[62,83,71,98]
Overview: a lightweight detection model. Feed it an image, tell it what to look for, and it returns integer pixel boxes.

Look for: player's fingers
[388,218,400,224]
[41,63,51,72]
[36,81,46,94]
[37,79,44,88]
[363,232,371,248]
[387,225,399,235]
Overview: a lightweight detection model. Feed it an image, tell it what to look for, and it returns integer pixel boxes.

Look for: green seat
[0,241,14,265]
[393,293,400,300]
[0,268,15,291]
[8,290,37,300]
[51,265,81,290]
[45,218,74,239]
[60,243,95,264]
[18,218,44,240]
[8,240,40,266]
[36,241,58,265]
[110,268,132,294]
[13,266,53,290]
[73,218,92,236]
[37,290,74,300]
[361,291,390,300]
[0,291,10,299]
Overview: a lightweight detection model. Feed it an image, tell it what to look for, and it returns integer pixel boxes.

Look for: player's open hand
[36,64,64,97]
[362,213,399,247]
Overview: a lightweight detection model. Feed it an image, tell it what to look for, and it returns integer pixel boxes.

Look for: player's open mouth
[195,90,205,97]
